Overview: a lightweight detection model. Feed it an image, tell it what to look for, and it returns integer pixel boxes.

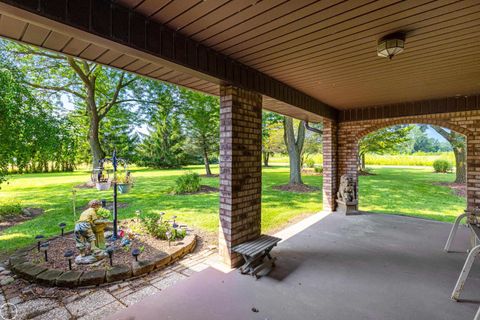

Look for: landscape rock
[106,265,131,282]
[0,276,14,285]
[132,260,155,276]
[78,270,105,286]
[13,262,47,281]
[36,269,63,286]
[56,271,83,287]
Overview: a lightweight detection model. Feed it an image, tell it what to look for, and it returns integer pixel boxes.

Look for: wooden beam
[339,94,480,122]
[0,0,338,120]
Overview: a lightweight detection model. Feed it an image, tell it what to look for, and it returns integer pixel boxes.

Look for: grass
[360,166,465,221]
[0,165,323,254]
[0,165,466,255]
[269,152,455,167]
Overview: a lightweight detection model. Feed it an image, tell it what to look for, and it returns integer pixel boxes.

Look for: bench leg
[475,306,480,320]
[445,213,467,252]
[451,244,480,301]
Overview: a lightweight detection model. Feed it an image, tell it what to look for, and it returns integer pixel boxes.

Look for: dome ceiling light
[377,32,405,60]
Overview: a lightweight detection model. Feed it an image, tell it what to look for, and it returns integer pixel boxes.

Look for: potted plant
[95,171,111,191]
[116,171,133,194]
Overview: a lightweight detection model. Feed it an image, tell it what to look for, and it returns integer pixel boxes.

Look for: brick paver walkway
[0,247,216,320]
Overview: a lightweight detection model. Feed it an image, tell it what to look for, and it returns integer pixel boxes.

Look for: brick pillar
[219,85,262,268]
[322,119,338,212]
[467,136,479,211]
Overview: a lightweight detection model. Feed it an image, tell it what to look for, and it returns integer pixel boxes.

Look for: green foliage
[137,84,187,168]
[140,212,186,240]
[174,173,201,194]
[0,201,22,219]
[96,207,111,219]
[314,166,323,174]
[433,159,453,173]
[180,90,220,174]
[115,172,133,184]
[304,158,315,168]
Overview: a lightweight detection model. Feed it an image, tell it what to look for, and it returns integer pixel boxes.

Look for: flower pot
[118,183,132,194]
[96,181,111,191]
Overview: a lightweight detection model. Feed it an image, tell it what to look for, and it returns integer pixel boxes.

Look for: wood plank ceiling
[1,0,479,113]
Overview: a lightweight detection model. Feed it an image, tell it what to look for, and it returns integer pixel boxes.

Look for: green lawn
[0,165,466,255]
[0,165,323,254]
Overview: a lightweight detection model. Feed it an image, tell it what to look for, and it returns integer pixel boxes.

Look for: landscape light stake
[59,222,66,236]
[132,248,140,262]
[40,243,49,262]
[64,250,74,270]
[35,235,44,252]
[106,247,114,266]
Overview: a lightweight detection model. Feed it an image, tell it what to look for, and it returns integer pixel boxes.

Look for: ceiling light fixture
[377,32,405,60]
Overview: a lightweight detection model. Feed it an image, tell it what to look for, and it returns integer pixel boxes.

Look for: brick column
[219,85,263,268]
[322,119,338,212]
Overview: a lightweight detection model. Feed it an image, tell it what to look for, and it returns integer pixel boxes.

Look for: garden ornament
[336,174,358,215]
[74,199,110,264]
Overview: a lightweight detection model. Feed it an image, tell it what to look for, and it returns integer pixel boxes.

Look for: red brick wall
[219,85,263,267]
[322,119,338,212]
[333,111,480,211]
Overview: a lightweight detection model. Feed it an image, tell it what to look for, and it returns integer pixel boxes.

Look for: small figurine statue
[74,199,109,264]
[336,174,358,215]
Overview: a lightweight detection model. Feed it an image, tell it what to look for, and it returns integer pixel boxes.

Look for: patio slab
[108,213,480,320]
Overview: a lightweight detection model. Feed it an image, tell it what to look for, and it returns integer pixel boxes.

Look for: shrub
[174,172,201,194]
[140,212,186,240]
[0,201,22,220]
[314,166,323,174]
[304,158,315,168]
[433,159,453,173]
[96,207,111,219]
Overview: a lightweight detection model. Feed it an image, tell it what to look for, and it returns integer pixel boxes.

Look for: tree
[2,41,140,168]
[262,112,284,167]
[302,123,323,165]
[180,90,219,176]
[283,117,306,184]
[359,125,413,170]
[137,85,186,168]
[430,126,466,183]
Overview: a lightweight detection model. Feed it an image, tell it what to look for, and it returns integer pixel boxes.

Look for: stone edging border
[8,234,196,288]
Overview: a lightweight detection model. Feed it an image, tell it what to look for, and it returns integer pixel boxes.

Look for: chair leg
[475,306,480,320]
[451,245,480,301]
[445,213,468,252]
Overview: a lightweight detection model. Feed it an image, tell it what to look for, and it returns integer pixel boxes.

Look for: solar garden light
[172,215,178,228]
[40,242,49,262]
[166,231,172,247]
[132,248,141,262]
[135,210,141,217]
[106,247,115,266]
[35,235,44,252]
[58,222,66,236]
[64,249,74,270]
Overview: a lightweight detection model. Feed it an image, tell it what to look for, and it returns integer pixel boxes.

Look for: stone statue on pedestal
[74,199,110,264]
[336,174,358,215]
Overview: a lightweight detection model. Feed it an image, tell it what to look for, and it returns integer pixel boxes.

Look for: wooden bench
[451,223,480,301]
[232,235,281,279]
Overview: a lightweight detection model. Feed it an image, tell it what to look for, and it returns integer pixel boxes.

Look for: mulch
[434,182,466,197]
[175,185,219,195]
[0,208,44,233]
[272,184,319,193]
[200,174,219,178]
[25,219,194,272]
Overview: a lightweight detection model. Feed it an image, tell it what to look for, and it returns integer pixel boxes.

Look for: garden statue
[336,174,358,215]
[74,199,110,264]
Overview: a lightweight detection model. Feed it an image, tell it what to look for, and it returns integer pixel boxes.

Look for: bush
[0,201,22,220]
[433,159,453,173]
[174,172,201,194]
[314,166,323,174]
[304,158,315,168]
[140,212,186,240]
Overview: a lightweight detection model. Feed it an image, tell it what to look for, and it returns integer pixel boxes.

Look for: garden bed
[0,207,44,233]
[8,219,196,287]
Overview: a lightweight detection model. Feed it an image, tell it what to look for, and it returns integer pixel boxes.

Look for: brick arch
[354,118,472,143]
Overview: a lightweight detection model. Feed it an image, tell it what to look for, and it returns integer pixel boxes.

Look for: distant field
[270,152,454,167]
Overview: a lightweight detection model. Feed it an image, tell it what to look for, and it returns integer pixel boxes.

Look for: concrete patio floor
[108,213,480,320]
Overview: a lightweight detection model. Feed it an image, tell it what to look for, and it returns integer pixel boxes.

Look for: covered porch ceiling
[0,0,479,121]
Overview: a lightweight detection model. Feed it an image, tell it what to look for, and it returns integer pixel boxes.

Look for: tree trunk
[283,117,305,185]
[361,153,366,170]
[88,112,105,169]
[203,147,212,176]
[263,151,270,167]
[453,146,466,183]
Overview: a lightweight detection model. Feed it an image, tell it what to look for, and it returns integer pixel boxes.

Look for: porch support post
[219,85,263,268]
[322,118,338,212]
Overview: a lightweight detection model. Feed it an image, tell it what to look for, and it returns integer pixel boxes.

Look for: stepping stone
[36,269,63,286]
[0,276,14,286]
[79,270,106,286]
[9,255,27,267]
[56,271,83,288]
[13,262,47,281]
[132,260,155,276]
[106,265,131,282]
